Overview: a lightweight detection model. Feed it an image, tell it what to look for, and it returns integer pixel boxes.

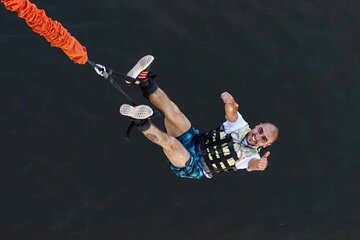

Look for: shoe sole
[127,55,154,79]
[119,104,153,120]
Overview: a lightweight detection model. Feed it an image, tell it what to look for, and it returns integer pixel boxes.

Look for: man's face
[247,123,278,147]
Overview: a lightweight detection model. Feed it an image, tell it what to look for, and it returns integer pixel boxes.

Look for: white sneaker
[119,104,153,120]
[126,55,154,85]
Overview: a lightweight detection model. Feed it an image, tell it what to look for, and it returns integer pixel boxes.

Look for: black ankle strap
[125,110,161,140]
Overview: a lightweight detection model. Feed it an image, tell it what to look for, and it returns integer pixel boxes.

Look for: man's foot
[126,55,154,86]
[119,104,153,120]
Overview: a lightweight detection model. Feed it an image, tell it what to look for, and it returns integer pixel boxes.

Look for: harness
[196,126,241,175]
[88,61,158,140]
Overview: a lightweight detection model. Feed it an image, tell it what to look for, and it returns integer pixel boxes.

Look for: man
[119,55,279,179]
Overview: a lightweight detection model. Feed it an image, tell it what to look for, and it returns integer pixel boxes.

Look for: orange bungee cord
[1,0,88,64]
[1,0,138,100]
[2,0,147,138]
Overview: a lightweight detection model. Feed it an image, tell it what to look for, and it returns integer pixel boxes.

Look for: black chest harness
[196,126,241,176]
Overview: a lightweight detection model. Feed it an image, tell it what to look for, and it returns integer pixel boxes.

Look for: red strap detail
[137,71,148,79]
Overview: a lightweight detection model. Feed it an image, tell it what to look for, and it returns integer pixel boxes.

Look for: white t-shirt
[222,112,260,170]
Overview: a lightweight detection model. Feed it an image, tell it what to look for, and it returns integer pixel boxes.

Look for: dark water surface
[1,0,359,239]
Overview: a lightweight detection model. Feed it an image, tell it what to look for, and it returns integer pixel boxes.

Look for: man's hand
[221,92,238,106]
[247,151,270,171]
[221,92,239,122]
[258,151,270,170]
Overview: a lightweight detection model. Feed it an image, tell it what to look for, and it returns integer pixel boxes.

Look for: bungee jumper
[2,0,280,179]
[119,55,279,179]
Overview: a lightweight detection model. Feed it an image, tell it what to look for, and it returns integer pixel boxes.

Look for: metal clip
[93,63,109,79]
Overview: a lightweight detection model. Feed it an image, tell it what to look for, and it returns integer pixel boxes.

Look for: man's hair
[266,122,279,143]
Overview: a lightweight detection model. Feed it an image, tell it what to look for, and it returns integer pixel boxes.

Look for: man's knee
[164,135,182,151]
[169,102,182,114]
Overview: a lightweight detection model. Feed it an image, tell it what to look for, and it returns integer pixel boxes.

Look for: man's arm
[247,151,270,171]
[221,92,239,122]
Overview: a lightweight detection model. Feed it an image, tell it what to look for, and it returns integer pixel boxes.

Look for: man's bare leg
[142,124,190,168]
[125,55,191,137]
[148,88,191,137]
[119,104,190,168]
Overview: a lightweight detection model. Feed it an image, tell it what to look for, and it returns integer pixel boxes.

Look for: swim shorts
[169,127,205,179]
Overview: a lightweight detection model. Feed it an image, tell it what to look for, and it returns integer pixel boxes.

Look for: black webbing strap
[88,60,137,105]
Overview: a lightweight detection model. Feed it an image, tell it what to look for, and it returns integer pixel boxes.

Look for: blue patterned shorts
[169,127,205,180]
